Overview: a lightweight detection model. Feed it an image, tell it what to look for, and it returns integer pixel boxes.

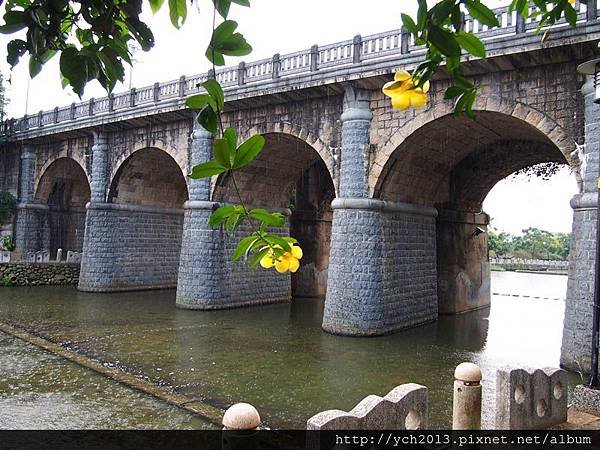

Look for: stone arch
[34,157,91,255]
[370,99,582,199]
[109,138,188,192]
[34,151,89,198]
[108,147,188,208]
[234,124,337,196]
[212,131,336,297]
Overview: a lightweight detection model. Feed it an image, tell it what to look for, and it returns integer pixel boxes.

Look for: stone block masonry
[323,198,437,335]
[0,262,80,286]
[78,203,183,292]
[176,201,291,309]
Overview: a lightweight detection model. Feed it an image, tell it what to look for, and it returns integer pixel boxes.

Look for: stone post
[561,75,600,372]
[452,362,482,430]
[176,122,228,309]
[90,131,109,203]
[222,403,260,450]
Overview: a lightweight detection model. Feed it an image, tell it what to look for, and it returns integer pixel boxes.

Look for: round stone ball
[454,362,482,383]
[222,403,261,430]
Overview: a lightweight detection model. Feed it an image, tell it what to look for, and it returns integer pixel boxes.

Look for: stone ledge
[571,192,598,210]
[331,198,438,217]
[86,202,184,215]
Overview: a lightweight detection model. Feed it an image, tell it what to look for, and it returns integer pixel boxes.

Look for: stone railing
[1,0,597,137]
[490,258,569,268]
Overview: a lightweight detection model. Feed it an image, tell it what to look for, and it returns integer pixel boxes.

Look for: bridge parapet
[2,0,598,139]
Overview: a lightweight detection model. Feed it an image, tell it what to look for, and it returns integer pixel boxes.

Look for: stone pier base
[322,198,438,336]
[175,201,291,310]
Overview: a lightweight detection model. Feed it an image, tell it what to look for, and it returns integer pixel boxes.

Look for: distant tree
[489,227,571,260]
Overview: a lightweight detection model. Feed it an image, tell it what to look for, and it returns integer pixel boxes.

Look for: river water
[0,271,579,429]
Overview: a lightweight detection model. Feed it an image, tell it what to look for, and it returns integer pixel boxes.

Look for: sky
[0,0,579,234]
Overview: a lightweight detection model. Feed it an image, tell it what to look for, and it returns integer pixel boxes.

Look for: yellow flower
[568,0,575,4]
[382,70,430,110]
[260,244,303,273]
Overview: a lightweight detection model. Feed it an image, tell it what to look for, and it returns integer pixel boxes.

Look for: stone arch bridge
[1,2,599,371]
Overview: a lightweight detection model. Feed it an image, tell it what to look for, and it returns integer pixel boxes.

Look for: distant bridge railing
[1,0,597,137]
[490,258,569,268]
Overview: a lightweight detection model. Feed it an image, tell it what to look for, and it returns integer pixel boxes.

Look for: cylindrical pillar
[561,75,600,372]
[338,85,372,198]
[90,131,109,203]
[452,362,482,430]
[14,145,39,254]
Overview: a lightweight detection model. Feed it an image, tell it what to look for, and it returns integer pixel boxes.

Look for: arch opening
[374,110,575,315]
[108,147,188,208]
[35,157,90,256]
[213,133,335,297]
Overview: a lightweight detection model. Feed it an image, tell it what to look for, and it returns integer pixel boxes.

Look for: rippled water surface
[0,271,578,429]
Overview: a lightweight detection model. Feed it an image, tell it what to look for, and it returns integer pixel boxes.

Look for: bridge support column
[323,86,438,335]
[561,76,600,372]
[437,210,490,314]
[14,145,48,255]
[176,125,228,308]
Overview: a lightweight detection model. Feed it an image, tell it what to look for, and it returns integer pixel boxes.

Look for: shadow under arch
[212,132,336,297]
[108,147,188,208]
[34,157,90,255]
[371,107,579,317]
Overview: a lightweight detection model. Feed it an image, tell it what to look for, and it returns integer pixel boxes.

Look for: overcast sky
[0,0,578,234]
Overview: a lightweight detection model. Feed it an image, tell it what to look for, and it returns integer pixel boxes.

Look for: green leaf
[208,204,237,227]
[249,209,285,227]
[564,3,577,27]
[6,39,26,67]
[225,210,245,233]
[213,0,231,19]
[223,127,237,166]
[189,161,226,179]
[213,139,232,169]
[233,134,265,169]
[262,234,291,252]
[125,18,155,51]
[0,10,26,34]
[455,31,486,58]
[465,0,499,27]
[444,86,465,100]
[249,246,270,268]
[233,235,260,261]
[206,20,252,65]
[231,0,251,6]
[401,13,417,34]
[417,0,428,30]
[186,93,216,111]
[202,79,224,110]
[197,106,218,134]
[148,0,165,13]
[428,25,461,57]
[168,0,187,28]
[60,47,88,96]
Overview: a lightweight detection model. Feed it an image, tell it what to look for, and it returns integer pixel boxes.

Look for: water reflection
[0,272,578,429]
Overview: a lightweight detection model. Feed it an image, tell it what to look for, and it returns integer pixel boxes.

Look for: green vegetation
[488,227,570,260]
[1,235,16,252]
[0,192,16,224]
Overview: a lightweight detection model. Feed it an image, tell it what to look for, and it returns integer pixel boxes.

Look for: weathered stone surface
[0,262,80,286]
[495,367,568,429]
[573,384,600,417]
[307,383,428,430]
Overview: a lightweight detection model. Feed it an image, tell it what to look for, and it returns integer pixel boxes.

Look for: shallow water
[0,271,578,429]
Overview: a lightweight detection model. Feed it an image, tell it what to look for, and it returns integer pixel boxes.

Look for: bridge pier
[14,146,49,255]
[322,86,438,335]
[79,131,185,291]
[437,210,490,314]
[561,76,600,372]
[175,123,290,309]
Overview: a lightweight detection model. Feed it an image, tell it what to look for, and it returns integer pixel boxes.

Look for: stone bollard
[452,362,482,430]
[222,403,261,450]
[56,248,63,262]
